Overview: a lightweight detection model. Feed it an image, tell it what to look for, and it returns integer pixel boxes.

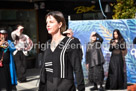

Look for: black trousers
[39,77,76,91]
[14,51,26,81]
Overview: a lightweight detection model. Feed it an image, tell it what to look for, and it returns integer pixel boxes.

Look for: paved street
[16,68,92,91]
[16,68,39,91]
[16,68,127,91]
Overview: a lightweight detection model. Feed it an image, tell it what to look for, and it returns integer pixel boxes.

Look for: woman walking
[38,11,85,91]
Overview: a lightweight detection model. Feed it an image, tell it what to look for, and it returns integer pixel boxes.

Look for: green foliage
[112,0,136,19]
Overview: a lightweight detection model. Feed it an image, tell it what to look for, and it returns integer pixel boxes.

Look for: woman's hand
[111,40,117,46]
[0,39,5,46]
[0,40,8,48]
[112,42,116,46]
[115,39,118,43]
[4,41,9,48]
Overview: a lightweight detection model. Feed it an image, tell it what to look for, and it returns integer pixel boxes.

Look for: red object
[127,84,136,91]
[0,61,3,67]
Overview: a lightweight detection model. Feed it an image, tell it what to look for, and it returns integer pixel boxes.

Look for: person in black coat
[105,29,127,90]
[86,32,105,90]
[38,11,85,91]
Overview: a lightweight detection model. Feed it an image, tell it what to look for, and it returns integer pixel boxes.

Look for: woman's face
[46,15,62,35]
[90,32,96,42]
[0,34,6,41]
[91,35,96,42]
[114,31,118,39]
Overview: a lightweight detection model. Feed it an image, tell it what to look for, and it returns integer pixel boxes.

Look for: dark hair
[45,11,66,34]
[113,29,125,42]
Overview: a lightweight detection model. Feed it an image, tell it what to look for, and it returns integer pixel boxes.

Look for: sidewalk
[16,68,40,91]
[16,68,91,91]
[16,68,127,91]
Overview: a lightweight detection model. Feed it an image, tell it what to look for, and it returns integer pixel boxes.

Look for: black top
[39,37,85,91]
[73,37,83,61]
[109,39,126,53]
[86,33,105,67]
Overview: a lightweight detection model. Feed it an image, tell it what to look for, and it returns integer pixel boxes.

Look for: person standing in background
[11,25,33,83]
[86,32,105,91]
[0,29,17,91]
[63,29,83,61]
[105,29,127,90]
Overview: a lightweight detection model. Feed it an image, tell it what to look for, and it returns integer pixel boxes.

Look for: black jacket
[86,33,105,67]
[39,37,85,91]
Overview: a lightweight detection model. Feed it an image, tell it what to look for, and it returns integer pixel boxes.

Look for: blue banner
[69,19,136,83]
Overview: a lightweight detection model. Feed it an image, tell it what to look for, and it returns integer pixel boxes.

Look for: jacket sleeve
[69,39,85,91]
[96,33,103,43]
[8,40,16,53]
[74,38,83,61]
[24,35,33,51]
[119,40,126,50]
[109,39,115,52]
[39,51,47,91]
[85,43,90,64]
[11,30,17,40]
[39,40,51,91]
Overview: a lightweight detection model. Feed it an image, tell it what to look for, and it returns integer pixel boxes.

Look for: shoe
[98,87,105,91]
[90,86,98,91]
[18,79,27,83]
[12,85,17,91]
